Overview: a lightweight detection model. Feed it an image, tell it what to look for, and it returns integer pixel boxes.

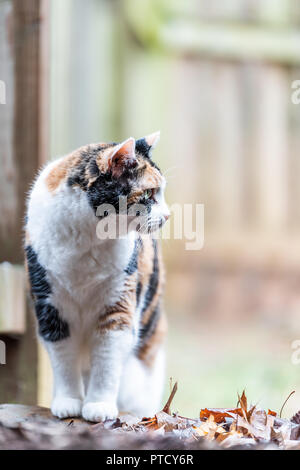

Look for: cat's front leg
[44,337,84,419]
[82,321,134,422]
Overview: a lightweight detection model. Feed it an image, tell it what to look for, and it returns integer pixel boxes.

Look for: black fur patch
[35,302,70,342]
[135,139,160,170]
[67,143,161,216]
[141,239,159,317]
[87,174,133,215]
[25,245,70,342]
[136,281,142,307]
[135,138,151,157]
[26,245,51,299]
[125,238,140,275]
[67,144,105,189]
[139,302,160,344]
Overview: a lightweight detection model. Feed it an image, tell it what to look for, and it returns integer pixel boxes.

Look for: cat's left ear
[136,131,160,158]
[107,137,137,178]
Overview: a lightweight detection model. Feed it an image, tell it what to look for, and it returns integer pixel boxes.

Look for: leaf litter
[1,384,300,449]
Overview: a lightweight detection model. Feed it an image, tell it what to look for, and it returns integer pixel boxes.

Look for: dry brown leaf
[239,390,247,415]
[162,382,178,415]
[200,407,243,423]
[233,415,253,436]
[271,421,292,448]
[193,415,226,441]
[248,408,276,441]
[291,410,300,424]
[247,405,257,421]
[155,411,186,432]
[216,428,244,443]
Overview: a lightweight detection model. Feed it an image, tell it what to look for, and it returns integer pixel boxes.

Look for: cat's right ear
[106,137,137,178]
[136,131,160,158]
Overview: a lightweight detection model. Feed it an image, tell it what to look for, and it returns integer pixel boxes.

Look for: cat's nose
[164,214,170,221]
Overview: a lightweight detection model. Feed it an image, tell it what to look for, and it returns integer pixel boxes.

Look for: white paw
[82,401,118,422]
[51,397,82,419]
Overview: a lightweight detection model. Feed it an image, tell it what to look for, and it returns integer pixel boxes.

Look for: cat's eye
[144,189,154,200]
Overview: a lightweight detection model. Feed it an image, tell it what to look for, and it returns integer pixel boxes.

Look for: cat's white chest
[48,234,135,325]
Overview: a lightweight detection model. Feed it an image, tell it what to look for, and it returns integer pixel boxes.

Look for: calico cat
[25,132,170,422]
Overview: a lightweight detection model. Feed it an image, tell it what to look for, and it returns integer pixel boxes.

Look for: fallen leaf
[193,415,226,441]
[239,390,247,415]
[291,410,300,424]
[162,382,178,415]
[200,407,243,423]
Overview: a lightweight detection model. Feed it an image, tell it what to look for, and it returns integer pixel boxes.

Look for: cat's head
[67,132,170,234]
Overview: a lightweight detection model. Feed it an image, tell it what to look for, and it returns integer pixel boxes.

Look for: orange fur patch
[140,160,163,190]
[127,162,163,205]
[96,146,113,174]
[46,152,81,192]
[98,274,137,332]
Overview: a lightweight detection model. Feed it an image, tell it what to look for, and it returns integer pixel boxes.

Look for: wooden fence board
[0,0,46,405]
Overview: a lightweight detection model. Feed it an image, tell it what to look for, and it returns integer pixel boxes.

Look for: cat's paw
[51,397,82,419]
[82,401,118,422]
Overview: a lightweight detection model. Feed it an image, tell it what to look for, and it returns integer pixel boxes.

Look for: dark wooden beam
[0,0,48,405]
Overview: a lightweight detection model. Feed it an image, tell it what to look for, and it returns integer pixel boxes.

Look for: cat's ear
[107,137,137,178]
[136,131,160,158]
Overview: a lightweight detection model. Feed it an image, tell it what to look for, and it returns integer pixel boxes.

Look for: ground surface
[1,392,300,450]
[0,403,202,450]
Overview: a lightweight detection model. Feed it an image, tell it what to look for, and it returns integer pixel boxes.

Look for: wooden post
[0,0,49,405]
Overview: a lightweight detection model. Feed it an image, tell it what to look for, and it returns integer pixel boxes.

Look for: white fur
[26,159,167,421]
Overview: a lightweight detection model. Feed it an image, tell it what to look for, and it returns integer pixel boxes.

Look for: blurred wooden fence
[1,0,300,405]
[124,0,300,261]
[50,0,300,264]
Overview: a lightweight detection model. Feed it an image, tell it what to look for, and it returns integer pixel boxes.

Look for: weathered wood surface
[0,404,55,427]
[0,404,234,450]
[0,404,187,450]
[0,404,84,428]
